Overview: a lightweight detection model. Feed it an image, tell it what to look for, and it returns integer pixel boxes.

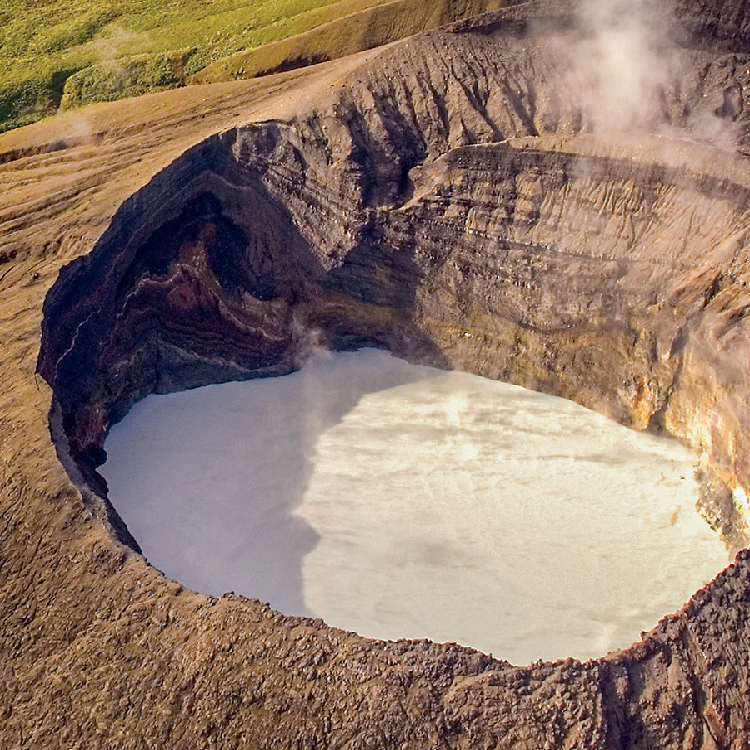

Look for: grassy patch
[59,49,197,109]
[0,0,352,131]
[0,0,514,132]
[193,0,511,83]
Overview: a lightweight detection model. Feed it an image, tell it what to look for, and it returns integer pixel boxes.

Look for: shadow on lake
[100,348,440,616]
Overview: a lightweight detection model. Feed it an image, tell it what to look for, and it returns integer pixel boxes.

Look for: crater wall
[40,24,750,546]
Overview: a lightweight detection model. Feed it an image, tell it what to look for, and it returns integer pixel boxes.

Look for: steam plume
[572,0,677,132]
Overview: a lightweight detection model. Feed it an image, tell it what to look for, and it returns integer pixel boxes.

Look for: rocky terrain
[4,0,750,746]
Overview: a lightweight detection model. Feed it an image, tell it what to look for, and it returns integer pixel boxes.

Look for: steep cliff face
[40,20,750,545]
[3,1,750,748]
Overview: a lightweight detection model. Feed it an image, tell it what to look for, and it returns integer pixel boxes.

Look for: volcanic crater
[4,0,750,746]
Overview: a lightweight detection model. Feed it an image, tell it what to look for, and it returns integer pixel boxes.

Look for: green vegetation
[0,0,375,131]
[194,0,510,84]
[0,0,511,132]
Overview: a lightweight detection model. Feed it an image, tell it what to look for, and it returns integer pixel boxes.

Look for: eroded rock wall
[40,20,750,545]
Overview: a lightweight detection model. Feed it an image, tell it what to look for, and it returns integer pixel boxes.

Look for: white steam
[92,25,142,63]
[572,0,677,132]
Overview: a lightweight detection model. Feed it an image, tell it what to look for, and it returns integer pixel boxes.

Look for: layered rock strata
[40,25,750,546]
[2,1,750,747]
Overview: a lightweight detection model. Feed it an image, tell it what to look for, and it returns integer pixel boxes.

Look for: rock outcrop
[3,1,750,747]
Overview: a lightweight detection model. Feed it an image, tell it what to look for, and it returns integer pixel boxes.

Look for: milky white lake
[101,348,729,664]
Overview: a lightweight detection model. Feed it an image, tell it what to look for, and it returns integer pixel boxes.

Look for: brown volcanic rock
[4,2,750,748]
